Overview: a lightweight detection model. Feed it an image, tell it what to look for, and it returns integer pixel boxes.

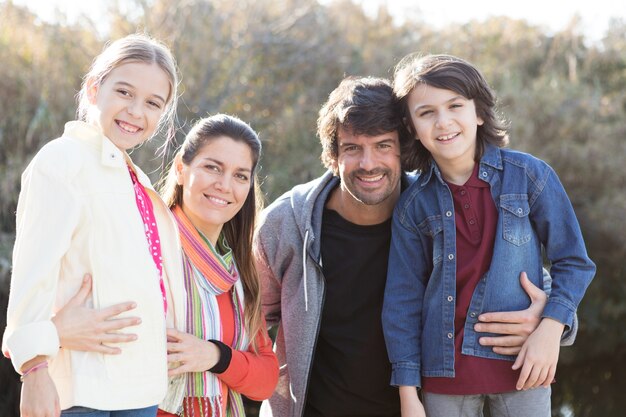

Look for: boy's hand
[399,386,426,417]
[513,317,564,390]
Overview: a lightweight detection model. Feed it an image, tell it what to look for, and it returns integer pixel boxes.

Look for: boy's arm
[529,165,596,329]
[382,209,428,388]
[399,386,426,417]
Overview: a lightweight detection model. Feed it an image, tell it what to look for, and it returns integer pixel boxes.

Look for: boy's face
[407,83,483,173]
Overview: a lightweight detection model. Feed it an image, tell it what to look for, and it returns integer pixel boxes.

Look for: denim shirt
[382,144,596,387]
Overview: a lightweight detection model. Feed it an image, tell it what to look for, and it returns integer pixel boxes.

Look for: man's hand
[474,272,547,355]
[51,274,140,354]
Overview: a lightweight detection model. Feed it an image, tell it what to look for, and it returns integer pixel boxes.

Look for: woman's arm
[166,319,279,400]
[51,274,140,354]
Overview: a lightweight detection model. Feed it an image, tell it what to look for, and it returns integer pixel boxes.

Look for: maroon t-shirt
[422,164,520,394]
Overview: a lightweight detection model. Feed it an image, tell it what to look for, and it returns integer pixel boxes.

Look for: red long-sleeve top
[159,290,278,416]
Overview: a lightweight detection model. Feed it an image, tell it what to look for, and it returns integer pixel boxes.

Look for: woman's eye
[117,89,130,96]
[148,100,162,109]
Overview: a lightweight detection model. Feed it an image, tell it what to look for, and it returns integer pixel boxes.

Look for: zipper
[298,241,326,417]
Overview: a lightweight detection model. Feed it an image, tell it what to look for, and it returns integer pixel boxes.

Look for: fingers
[166,327,184,340]
[477,311,531,325]
[519,271,547,304]
[491,346,522,355]
[99,316,141,333]
[98,302,138,321]
[475,321,526,335]
[479,335,525,348]
[65,274,93,307]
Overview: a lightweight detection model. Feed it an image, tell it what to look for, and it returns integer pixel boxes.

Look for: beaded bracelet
[20,361,48,382]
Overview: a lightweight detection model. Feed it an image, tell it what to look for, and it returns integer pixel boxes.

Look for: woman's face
[176,136,254,245]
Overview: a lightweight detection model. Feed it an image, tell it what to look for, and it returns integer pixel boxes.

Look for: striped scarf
[172,205,248,417]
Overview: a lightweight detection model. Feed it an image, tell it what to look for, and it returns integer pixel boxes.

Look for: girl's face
[176,136,254,245]
[407,83,484,175]
[88,62,171,151]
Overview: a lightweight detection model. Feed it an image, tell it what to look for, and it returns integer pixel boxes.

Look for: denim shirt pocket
[418,215,444,265]
[500,194,532,246]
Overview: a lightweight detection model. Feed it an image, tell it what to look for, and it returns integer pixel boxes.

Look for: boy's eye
[344,145,359,152]
[450,103,463,109]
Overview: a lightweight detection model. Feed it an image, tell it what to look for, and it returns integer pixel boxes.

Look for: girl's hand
[166,328,221,376]
[513,317,564,390]
[399,386,426,417]
[52,274,140,354]
[20,367,60,417]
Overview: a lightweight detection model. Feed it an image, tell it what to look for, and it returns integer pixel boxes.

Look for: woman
[158,114,278,416]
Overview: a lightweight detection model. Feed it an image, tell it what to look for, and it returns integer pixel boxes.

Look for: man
[254,76,575,417]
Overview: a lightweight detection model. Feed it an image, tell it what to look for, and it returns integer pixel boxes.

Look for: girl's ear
[86,77,99,105]
[174,153,185,185]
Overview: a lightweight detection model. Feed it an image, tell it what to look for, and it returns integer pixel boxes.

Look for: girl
[382,54,596,417]
[158,114,278,416]
[2,34,186,416]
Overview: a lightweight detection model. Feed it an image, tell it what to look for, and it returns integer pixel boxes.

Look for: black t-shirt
[303,209,401,417]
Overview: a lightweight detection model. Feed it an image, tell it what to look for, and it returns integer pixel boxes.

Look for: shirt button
[460,190,466,196]
[448,254,454,260]
[446,211,452,217]
[447,333,453,339]
[464,204,470,209]
[469,219,476,225]
[470,312,476,318]
[110,153,116,159]
[447,295,453,302]
[517,208,523,214]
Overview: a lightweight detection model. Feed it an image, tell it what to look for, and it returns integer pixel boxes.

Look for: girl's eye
[148,100,162,109]
[117,89,131,97]
[418,110,433,117]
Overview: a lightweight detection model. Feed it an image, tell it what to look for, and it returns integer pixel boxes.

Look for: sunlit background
[1,0,625,416]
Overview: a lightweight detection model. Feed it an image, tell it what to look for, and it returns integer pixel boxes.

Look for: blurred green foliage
[1,0,624,415]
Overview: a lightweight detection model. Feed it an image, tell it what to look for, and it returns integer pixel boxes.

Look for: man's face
[333,127,402,207]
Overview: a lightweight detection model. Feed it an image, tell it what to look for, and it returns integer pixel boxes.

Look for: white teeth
[207,195,228,205]
[360,174,384,182]
[118,120,140,133]
[437,133,457,141]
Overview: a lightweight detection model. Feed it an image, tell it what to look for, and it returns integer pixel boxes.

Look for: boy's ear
[86,77,99,105]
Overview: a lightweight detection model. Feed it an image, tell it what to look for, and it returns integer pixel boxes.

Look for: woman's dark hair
[161,114,265,350]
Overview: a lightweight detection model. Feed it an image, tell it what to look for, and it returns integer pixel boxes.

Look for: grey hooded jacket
[253,171,576,417]
[254,171,338,417]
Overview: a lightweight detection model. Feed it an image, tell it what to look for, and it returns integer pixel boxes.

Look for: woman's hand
[474,272,546,355]
[166,328,221,376]
[20,358,60,417]
[52,274,140,354]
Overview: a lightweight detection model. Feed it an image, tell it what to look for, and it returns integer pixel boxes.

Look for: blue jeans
[61,405,157,417]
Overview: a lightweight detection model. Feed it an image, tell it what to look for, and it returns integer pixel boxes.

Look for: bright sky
[12,0,626,42]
